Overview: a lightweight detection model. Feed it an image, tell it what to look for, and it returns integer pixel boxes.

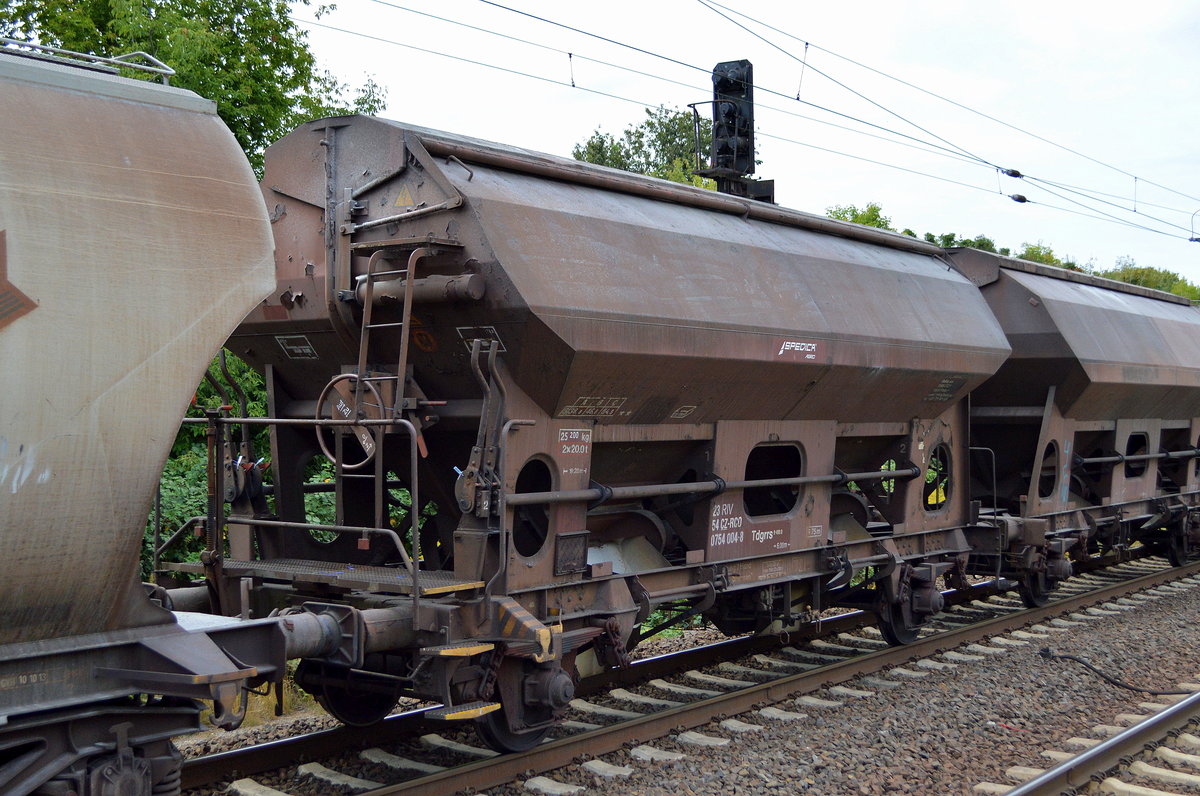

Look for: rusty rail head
[177,554,1187,793]
[1005,687,1200,795]
[354,558,1200,795]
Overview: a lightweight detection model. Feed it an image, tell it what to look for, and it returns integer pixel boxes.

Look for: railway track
[182,555,1200,795]
[981,674,1200,795]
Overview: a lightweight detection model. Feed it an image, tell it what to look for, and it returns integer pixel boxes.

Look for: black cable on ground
[1040,648,1195,695]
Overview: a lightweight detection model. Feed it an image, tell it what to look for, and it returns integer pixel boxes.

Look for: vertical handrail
[969,445,1001,581]
[202,370,235,456]
[486,419,535,612]
[373,425,386,532]
[388,417,423,628]
[354,250,387,415]
[393,247,428,416]
[204,409,224,554]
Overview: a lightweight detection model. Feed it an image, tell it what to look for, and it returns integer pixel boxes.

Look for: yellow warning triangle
[394,185,415,207]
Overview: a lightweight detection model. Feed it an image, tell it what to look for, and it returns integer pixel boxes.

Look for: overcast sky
[294,0,1200,279]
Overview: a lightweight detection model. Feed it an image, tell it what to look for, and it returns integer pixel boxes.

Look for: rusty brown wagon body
[213,115,1019,746]
[9,65,1200,783]
[952,248,1200,597]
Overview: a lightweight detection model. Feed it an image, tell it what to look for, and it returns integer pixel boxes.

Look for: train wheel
[475,706,551,752]
[877,601,920,646]
[474,654,572,753]
[1017,571,1050,608]
[316,683,397,726]
[296,660,400,726]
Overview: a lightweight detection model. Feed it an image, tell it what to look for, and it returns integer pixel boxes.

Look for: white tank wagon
[0,44,281,795]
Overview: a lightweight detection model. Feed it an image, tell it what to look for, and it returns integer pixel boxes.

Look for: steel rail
[179,555,1190,792]
[1006,688,1200,795]
[356,558,1200,795]
[179,611,867,790]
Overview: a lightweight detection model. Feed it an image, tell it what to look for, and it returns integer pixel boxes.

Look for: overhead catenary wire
[1025,176,1191,217]
[471,0,1192,238]
[472,0,994,166]
[291,14,1197,244]
[1023,197,1184,238]
[700,0,1200,207]
[294,17,649,110]
[361,0,990,168]
[1023,176,1195,235]
[294,17,987,192]
[762,130,1180,238]
[1020,180,1185,238]
[693,0,995,169]
[693,0,1195,235]
[757,130,997,196]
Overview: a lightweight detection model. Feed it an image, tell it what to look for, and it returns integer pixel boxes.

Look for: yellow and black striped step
[425,701,501,721]
[420,642,495,657]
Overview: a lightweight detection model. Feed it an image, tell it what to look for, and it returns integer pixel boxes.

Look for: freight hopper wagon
[951,248,1200,602]
[205,114,1015,750]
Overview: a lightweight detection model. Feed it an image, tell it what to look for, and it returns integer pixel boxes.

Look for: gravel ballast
[181,573,1200,795]
[483,579,1200,795]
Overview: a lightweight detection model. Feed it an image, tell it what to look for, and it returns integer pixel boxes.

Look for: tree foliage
[1,0,385,171]
[175,352,269,457]
[573,105,714,188]
[824,203,1200,299]
[1098,257,1200,300]
[1015,241,1059,266]
[142,443,208,578]
[826,202,894,231]
[918,232,1006,255]
[145,352,268,575]
[823,205,1008,260]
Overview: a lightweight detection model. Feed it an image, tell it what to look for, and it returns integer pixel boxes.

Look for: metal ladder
[354,248,418,418]
[334,247,421,551]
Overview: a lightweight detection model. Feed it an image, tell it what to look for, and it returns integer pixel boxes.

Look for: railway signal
[713,59,755,177]
[697,59,774,202]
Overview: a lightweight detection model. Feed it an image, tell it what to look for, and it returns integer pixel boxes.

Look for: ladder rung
[365,321,406,329]
[362,375,400,381]
[361,269,409,279]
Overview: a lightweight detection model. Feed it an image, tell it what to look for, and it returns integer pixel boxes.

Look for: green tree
[961,234,1004,255]
[921,232,1002,253]
[143,444,208,578]
[1022,241,1088,271]
[1016,241,1062,266]
[573,105,715,188]
[825,203,1200,299]
[146,352,267,575]
[1100,257,1200,300]
[1,0,384,171]
[826,202,894,230]
[174,351,269,457]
